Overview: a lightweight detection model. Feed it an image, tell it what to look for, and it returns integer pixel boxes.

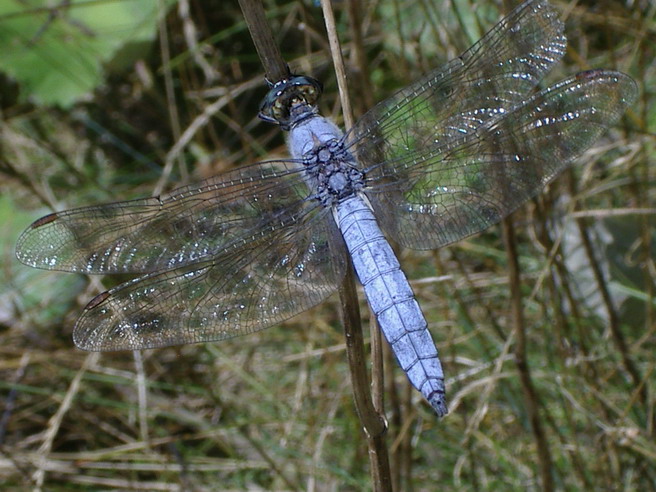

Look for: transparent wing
[361,71,637,249]
[17,160,314,274]
[347,0,566,158]
[73,206,346,351]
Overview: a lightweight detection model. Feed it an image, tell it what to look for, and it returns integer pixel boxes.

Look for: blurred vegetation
[0,0,654,490]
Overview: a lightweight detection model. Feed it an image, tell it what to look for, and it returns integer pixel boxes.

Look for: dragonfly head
[259,75,323,130]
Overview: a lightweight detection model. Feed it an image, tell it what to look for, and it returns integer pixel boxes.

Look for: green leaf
[0,0,174,107]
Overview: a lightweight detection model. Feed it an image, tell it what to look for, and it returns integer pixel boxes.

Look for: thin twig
[154,0,186,196]
[567,172,650,418]
[320,1,392,490]
[33,353,100,490]
[502,217,554,492]
[238,0,290,83]
[133,350,149,446]
[178,0,219,84]
[338,263,392,491]
[320,0,355,130]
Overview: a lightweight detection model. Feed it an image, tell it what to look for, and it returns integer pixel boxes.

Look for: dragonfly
[16,0,636,417]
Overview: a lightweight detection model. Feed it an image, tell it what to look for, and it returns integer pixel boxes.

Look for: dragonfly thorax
[304,138,365,206]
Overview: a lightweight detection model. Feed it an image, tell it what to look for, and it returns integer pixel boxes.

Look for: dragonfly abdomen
[335,196,447,416]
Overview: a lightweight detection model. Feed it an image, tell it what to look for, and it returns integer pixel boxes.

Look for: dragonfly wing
[347,0,565,159]
[362,71,637,249]
[16,160,312,274]
[73,206,346,351]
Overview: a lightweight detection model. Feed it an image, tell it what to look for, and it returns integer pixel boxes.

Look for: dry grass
[0,0,654,490]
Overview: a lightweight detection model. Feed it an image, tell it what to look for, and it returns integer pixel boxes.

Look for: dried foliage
[0,0,653,490]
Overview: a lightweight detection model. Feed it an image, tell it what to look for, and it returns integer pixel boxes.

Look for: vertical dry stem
[502,217,554,492]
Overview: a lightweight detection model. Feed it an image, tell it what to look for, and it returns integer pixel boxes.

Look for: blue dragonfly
[16,0,636,417]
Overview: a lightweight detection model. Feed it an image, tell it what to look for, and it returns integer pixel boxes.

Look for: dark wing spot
[576,69,604,81]
[85,291,110,310]
[31,213,59,228]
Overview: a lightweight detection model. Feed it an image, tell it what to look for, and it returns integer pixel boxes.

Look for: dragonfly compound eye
[259,75,323,129]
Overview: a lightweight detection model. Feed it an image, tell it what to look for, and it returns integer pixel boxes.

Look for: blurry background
[0,0,653,490]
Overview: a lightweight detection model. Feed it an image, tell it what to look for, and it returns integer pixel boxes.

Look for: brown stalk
[567,171,650,419]
[238,0,391,488]
[320,0,392,489]
[237,0,290,83]
[502,217,554,492]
